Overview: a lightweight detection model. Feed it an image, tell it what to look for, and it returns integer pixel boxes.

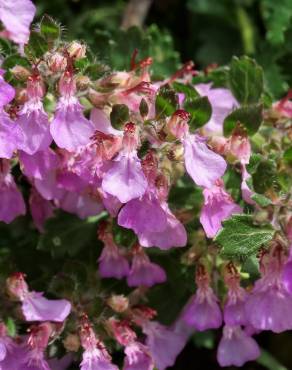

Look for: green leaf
[262,0,292,45]
[172,82,199,100]
[252,158,278,194]
[40,15,61,43]
[185,96,212,129]
[257,348,288,370]
[215,215,275,259]
[251,193,272,207]
[223,104,263,136]
[38,213,98,258]
[24,31,48,59]
[5,317,16,337]
[283,147,292,164]
[110,104,129,129]
[229,56,264,105]
[2,54,30,70]
[155,84,179,118]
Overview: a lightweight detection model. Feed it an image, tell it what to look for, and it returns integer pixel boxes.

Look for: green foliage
[40,15,61,44]
[155,84,179,118]
[229,56,264,105]
[223,104,263,136]
[186,96,212,130]
[215,215,275,260]
[110,104,130,129]
[24,31,48,59]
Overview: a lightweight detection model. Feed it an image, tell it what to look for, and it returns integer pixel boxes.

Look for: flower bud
[75,75,91,90]
[63,333,80,352]
[47,52,67,73]
[107,294,129,313]
[67,41,86,59]
[10,65,31,81]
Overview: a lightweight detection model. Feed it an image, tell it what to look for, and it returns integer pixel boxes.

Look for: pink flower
[29,188,54,232]
[182,265,222,331]
[0,69,15,107]
[59,191,103,219]
[195,83,239,134]
[241,164,256,205]
[102,123,147,203]
[245,246,292,333]
[217,325,260,367]
[0,0,36,44]
[17,75,52,155]
[80,318,118,370]
[7,273,71,322]
[0,160,26,223]
[123,342,154,370]
[142,321,185,370]
[48,354,73,370]
[200,180,242,238]
[98,226,130,279]
[183,134,226,188]
[50,72,96,152]
[283,246,292,294]
[127,245,166,287]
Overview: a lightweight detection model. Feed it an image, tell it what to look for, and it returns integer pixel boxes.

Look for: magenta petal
[81,350,118,370]
[22,292,71,322]
[48,354,73,370]
[0,0,35,44]
[182,289,222,331]
[183,134,226,188]
[50,100,96,152]
[20,149,59,180]
[0,176,26,223]
[200,186,242,238]
[127,255,166,287]
[56,171,87,192]
[0,112,23,159]
[60,191,103,219]
[283,259,292,294]
[143,321,185,370]
[98,245,130,279]
[0,71,15,106]
[29,189,53,232]
[217,326,260,367]
[17,109,52,155]
[102,151,147,203]
[123,342,154,370]
[90,108,122,135]
[118,194,167,233]
[35,171,65,201]
[100,190,122,217]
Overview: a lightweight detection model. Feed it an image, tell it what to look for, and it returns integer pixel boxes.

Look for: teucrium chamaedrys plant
[0,0,291,369]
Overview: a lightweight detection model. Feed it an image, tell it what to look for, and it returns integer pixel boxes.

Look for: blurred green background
[32,1,292,369]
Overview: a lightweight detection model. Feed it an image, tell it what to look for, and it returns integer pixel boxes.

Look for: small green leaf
[74,57,90,71]
[251,194,272,207]
[2,55,30,70]
[252,159,278,194]
[155,84,179,118]
[215,214,275,259]
[283,147,292,164]
[186,96,212,129]
[172,82,199,100]
[5,317,16,337]
[229,56,264,105]
[40,15,61,43]
[110,104,129,129]
[24,31,48,59]
[223,104,263,136]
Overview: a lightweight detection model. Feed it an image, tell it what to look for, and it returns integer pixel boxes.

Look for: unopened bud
[107,294,129,313]
[67,41,86,59]
[47,52,67,73]
[63,333,80,352]
[10,66,31,81]
[75,75,91,90]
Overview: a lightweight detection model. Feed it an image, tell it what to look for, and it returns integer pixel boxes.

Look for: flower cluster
[0,1,292,369]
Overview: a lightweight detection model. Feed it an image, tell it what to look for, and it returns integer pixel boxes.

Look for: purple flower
[182,266,222,331]
[48,354,73,370]
[19,149,59,180]
[0,111,23,159]
[29,188,54,232]
[0,69,15,107]
[183,134,226,189]
[7,273,71,322]
[195,83,239,134]
[50,72,96,152]
[142,321,185,370]
[217,325,260,367]
[200,180,242,238]
[0,160,26,223]
[59,191,104,219]
[241,164,256,205]
[80,319,118,370]
[127,246,166,287]
[0,0,36,45]
[17,75,52,155]
[90,108,122,135]
[123,342,154,370]
[245,246,292,333]
[283,247,292,294]
[100,190,122,217]
[98,233,130,279]
[102,123,147,203]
